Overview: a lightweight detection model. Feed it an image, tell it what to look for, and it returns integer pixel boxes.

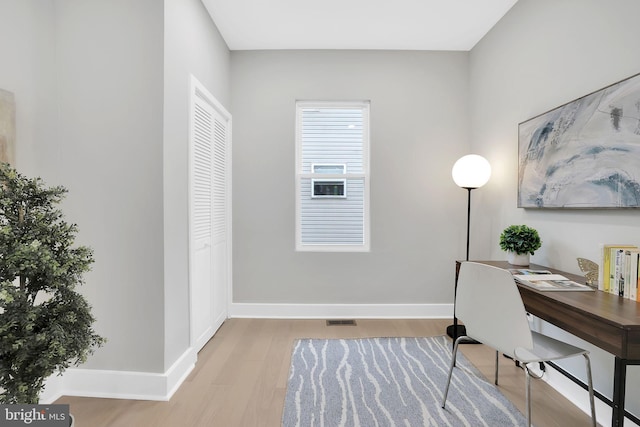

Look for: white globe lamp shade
[451,154,491,189]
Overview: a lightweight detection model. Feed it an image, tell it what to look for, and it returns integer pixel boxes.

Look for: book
[613,248,626,297]
[600,244,638,292]
[637,254,640,302]
[611,247,639,296]
[513,274,594,292]
[627,250,639,301]
[623,251,631,298]
[638,257,640,302]
[623,250,638,299]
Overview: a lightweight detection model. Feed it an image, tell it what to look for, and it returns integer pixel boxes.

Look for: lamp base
[446,324,480,344]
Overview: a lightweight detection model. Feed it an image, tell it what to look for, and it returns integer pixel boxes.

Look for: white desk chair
[441,261,596,427]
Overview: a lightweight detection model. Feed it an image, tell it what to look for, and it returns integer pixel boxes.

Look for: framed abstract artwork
[0,89,16,166]
[518,73,640,208]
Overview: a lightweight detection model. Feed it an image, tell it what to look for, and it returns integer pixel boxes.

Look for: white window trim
[311,178,347,198]
[295,100,370,252]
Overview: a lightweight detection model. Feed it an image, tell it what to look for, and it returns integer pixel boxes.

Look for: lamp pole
[465,187,472,261]
[447,154,491,343]
[447,187,474,342]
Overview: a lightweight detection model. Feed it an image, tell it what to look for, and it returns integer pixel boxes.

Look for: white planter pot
[507,251,530,266]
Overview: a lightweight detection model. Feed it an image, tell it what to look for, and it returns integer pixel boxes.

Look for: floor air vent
[326,319,357,326]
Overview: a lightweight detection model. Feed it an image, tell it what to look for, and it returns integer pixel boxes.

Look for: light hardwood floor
[56,319,596,426]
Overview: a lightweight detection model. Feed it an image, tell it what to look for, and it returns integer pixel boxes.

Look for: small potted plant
[0,163,104,417]
[499,224,542,266]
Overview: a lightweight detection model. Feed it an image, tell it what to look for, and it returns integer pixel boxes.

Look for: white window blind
[295,101,370,251]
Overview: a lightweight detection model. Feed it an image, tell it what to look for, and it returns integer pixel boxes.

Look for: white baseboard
[40,347,197,403]
[229,302,452,319]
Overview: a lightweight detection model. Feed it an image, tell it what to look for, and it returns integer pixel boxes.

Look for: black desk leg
[613,357,627,427]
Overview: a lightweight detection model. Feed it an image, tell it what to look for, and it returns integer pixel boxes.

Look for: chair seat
[515,331,588,363]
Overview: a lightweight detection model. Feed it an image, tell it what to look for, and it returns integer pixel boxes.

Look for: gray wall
[56,0,165,373]
[0,0,56,177]
[163,0,230,371]
[231,50,469,304]
[0,0,231,375]
[1,0,167,373]
[470,0,640,417]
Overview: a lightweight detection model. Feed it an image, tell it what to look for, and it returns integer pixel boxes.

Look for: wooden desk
[454,260,640,427]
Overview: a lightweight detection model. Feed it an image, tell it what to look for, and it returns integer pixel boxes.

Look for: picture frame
[0,89,16,166]
[518,72,640,208]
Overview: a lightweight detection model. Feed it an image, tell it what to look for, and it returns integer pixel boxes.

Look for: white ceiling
[201,0,519,51]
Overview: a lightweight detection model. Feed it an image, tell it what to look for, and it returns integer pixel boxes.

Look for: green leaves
[499,224,542,255]
[0,163,105,404]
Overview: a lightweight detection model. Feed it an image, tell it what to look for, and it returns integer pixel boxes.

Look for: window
[295,101,370,251]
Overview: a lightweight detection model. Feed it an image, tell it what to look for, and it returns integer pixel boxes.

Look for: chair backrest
[456,262,533,357]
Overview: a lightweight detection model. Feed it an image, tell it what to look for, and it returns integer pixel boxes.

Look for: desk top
[458,260,640,359]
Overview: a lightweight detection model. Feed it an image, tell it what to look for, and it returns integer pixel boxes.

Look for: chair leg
[583,354,596,427]
[524,364,532,427]
[442,336,464,408]
[495,350,499,385]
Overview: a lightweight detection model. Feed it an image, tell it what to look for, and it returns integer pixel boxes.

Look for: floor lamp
[446,154,491,341]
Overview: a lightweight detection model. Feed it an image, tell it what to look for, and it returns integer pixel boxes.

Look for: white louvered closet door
[189,77,231,353]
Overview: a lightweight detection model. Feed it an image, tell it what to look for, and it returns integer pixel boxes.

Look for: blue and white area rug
[282,335,527,426]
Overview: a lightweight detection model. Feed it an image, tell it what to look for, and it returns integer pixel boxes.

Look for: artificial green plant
[0,163,104,404]
[499,224,542,255]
